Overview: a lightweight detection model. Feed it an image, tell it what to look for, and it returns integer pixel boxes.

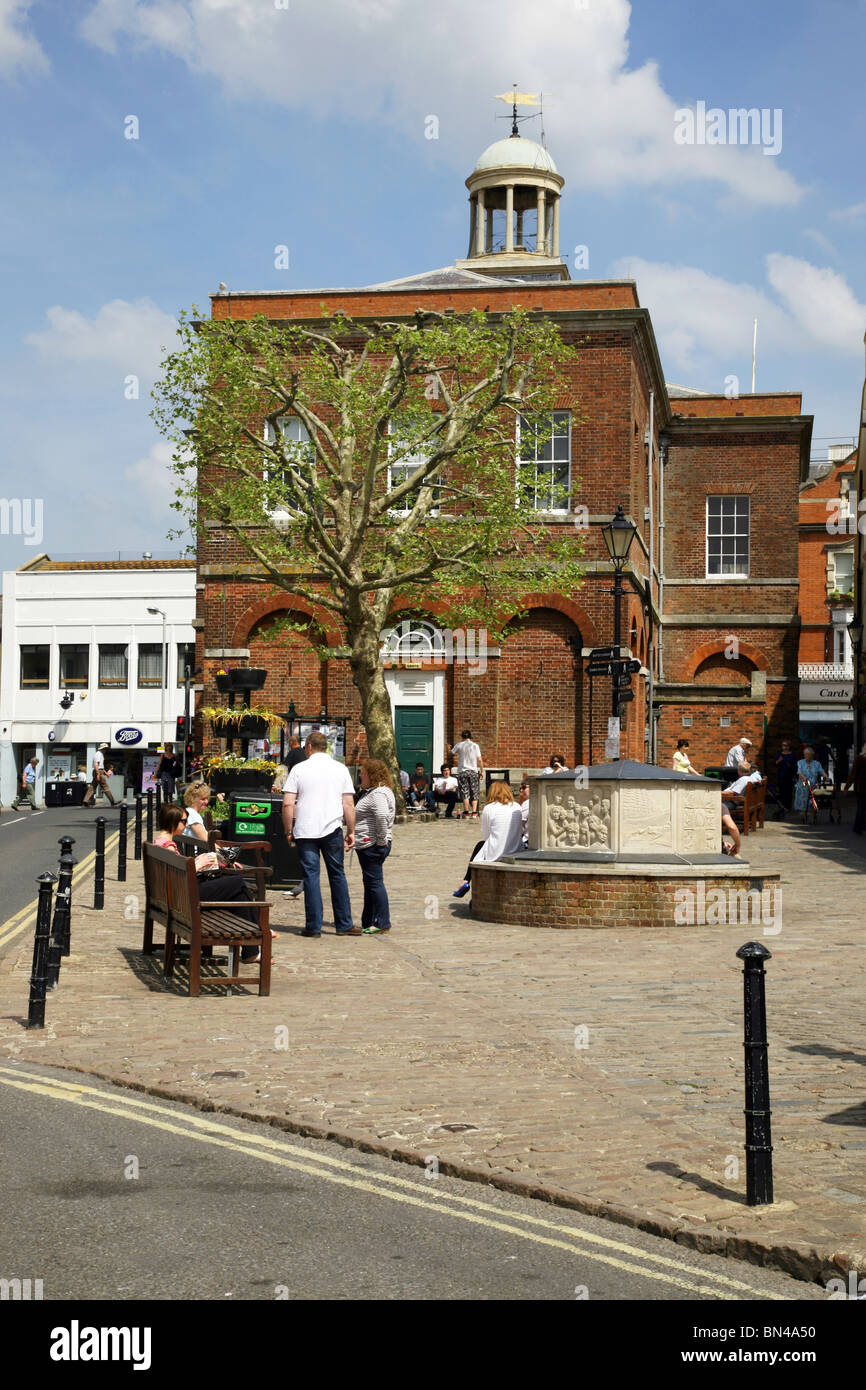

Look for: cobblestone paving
[1,810,864,1280]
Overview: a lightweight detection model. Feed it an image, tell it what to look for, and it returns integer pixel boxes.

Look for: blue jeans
[356,844,392,930]
[295,828,354,934]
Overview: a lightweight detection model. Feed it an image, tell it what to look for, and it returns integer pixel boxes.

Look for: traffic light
[175,716,194,758]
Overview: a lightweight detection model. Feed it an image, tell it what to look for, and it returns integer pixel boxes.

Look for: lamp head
[601,505,638,566]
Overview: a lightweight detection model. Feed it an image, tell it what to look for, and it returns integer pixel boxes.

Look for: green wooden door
[395,706,434,777]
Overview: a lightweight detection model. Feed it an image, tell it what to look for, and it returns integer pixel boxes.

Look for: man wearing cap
[83,743,116,807]
[724,736,753,779]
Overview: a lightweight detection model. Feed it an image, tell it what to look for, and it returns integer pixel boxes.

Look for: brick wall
[471,865,782,930]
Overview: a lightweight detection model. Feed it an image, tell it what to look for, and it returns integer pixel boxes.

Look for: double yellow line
[0,827,124,954]
[0,1063,791,1300]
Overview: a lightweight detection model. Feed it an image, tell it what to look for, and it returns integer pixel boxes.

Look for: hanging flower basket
[202,706,287,741]
[215,669,232,693]
[206,754,279,794]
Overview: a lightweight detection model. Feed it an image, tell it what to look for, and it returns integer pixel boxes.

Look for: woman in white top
[183,781,211,841]
[453,780,524,897]
[353,759,396,933]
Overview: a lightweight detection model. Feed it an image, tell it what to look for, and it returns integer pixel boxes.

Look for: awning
[798,710,853,724]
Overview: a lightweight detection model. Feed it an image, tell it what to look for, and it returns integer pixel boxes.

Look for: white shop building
[0,557,196,806]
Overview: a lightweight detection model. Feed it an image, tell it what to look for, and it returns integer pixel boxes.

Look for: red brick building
[195,131,811,775]
[797,448,856,772]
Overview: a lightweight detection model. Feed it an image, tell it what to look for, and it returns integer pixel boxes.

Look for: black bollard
[48,846,75,985]
[117,802,128,882]
[94,816,106,910]
[134,795,143,860]
[155,783,162,814]
[146,789,154,844]
[27,874,56,1029]
[736,941,774,1206]
[57,837,76,956]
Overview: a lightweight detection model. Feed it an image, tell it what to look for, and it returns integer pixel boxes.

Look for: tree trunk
[346,611,405,810]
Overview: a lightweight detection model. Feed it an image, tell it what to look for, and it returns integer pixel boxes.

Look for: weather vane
[495,84,546,140]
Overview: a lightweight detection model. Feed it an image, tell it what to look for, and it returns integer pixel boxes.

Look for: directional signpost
[585,650,643,759]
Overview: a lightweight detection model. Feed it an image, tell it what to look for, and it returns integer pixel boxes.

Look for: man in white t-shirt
[83,743,116,807]
[282,730,357,936]
[449,729,483,820]
[433,764,459,819]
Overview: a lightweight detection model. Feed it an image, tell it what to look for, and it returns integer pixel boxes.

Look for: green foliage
[205,753,280,775]
[201,705,287,730]
[152,306,586,638]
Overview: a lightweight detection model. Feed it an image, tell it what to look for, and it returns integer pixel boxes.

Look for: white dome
[473,135,558,175]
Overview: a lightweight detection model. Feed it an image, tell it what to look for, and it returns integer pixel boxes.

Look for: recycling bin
[45,780,87,807]
[227,792,301,889]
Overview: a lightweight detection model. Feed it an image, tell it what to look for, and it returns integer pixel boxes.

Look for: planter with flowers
[202,705,287,741]
[206,753,279,794]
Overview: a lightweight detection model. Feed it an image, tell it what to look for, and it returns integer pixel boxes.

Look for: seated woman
[153,804,271,962]
[541,754,569,776]
[453,780,524,898]
[182,781,212,842]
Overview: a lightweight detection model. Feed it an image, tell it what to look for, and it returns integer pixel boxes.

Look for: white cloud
[614,254,866,376]
[801,228,837,258]
[123,439,184,518]
[766,254,866,352]
[0,0,49,75]
[25,298,177,378]
[79,0,805,207]
[829,200,866,222]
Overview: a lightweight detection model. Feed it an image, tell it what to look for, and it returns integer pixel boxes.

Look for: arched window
[379,619,446,663]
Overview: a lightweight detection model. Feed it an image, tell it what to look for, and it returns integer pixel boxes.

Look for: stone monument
[471,762,780,931]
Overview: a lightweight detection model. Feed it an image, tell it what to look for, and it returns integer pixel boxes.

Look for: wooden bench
[142,843,271,996]
[725,778,767,835]
[207,833,274,901]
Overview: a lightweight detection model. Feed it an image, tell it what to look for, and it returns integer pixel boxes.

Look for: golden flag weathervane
[495,85,545,137]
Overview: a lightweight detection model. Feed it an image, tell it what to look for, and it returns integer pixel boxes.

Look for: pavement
[1,804,865,1288]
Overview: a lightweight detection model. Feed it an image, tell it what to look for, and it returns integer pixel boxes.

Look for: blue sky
[1,0,864,577]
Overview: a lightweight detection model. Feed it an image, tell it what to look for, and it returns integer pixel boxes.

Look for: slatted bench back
[143,844,172,921]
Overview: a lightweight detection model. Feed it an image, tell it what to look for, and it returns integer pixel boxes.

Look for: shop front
[798,665,854,782]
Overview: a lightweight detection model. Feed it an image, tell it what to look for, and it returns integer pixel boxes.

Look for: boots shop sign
[111,727,144,747]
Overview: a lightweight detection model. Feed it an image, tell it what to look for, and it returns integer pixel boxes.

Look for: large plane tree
[153,306,585,788]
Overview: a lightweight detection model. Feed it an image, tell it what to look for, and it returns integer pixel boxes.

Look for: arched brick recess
[246,612,326,716]
[499,608,582,766]
[692,653,753,687]
[680,639,769,683]
[232,593,340,650]
[505,592,598,649]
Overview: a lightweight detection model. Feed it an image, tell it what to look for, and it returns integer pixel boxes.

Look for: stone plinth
[471,860,781,931]
[527,762,721,856]
[472,761,777,930]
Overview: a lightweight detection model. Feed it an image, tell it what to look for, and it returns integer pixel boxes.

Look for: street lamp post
[147,606,167,754]
[600,505,639,719]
